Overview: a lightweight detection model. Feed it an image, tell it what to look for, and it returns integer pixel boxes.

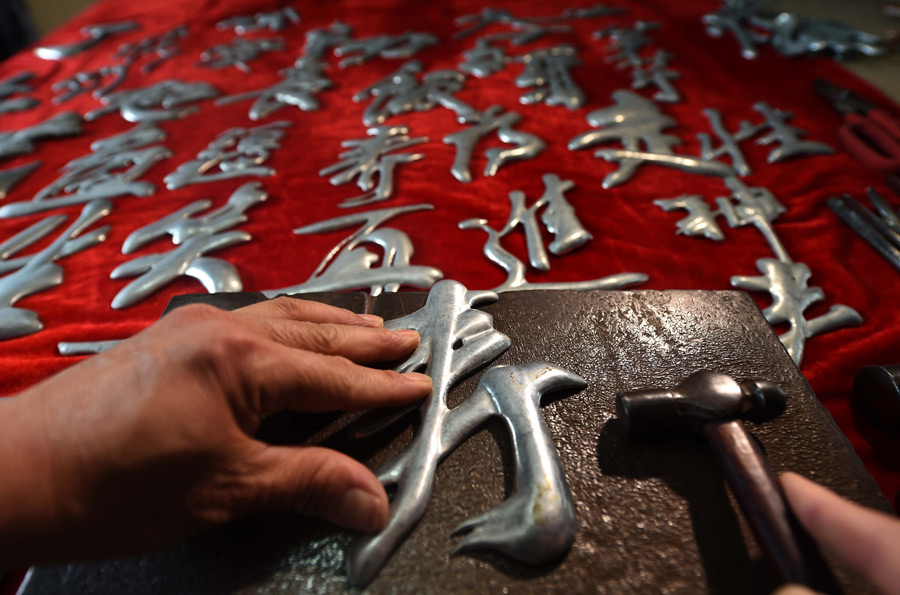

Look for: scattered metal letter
[164,121,290,190]
[631,50,680,103]
[0,201,110,339]
[261,204,443,297]
[34,21,139,61]
[346,279,585,585]
[444,105,546,183]
[459,38,509,78]
[752,102,834,163]
[198,37,284,73]
[515,45,585,109]
[0,162,41,200]
[0,72,39,115]
[454,7,571,45]
[0,112,84,161]
[86,79,220,122]
[335,32,438,69]
[216,8,300,34]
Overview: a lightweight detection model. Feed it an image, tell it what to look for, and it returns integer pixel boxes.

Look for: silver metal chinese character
[0,112,84,160]
[459,38,509,78]
[335,32,438,69]
[110,183,266,309]
[752,102,834,163]
[0,71,39,115]
[515,45,585,109]
[51,65,128,103]
[216,8,300,34]
[347,279,585,586]
[113,25,188,74]
[320,125,427,208]
[569,91,732,188]
[560,4,627,19]
[697,108,760,176]
[85,79,220,122]
[353,61,480,126]
[702,0,769,59]
[753,11,886,60]
[34,21,140,61]
[595,20,660,68]
[445,105,546,183]
[0,125,171,218]
[454,8,571,45]
[198,37,284,73]
[214,63,330,119]
[0,201,110,339]
[261,204,443,297]
[164,121,289,190]
[631,50,680,103]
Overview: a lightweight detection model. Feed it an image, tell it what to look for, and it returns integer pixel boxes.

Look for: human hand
[774,472,900,595]
[0,297,432,567]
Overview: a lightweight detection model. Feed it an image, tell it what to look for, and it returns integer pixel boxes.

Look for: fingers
[243,445,388,533]
[235,296,384,328]
[781,472,900,595]
[244,340,432,415]
[238,317,421,364]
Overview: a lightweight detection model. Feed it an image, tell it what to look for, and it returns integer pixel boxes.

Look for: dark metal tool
[617,371,838,592]
[828,190,900,273]
[854,364,900,433]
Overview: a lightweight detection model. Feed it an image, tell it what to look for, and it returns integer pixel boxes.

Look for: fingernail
[337,487,386,533]
[392,329,420,340]
[358,314,383,327]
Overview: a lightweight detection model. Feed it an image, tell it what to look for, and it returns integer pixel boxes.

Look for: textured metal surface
[18,289,891,594]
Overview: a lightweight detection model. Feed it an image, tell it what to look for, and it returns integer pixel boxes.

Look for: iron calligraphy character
[51,65,128,104]
[110,183,267,309]
[454,7,571,45]
[631,50,680,103]
[0,112,83,161]
[702,0,769,59]
[216,8,300,35]
[444,105,545,183]
[595,20,660,68]
[460,173,647,292]
[459,38,508,78]
[0,201,110,339]
[0,71,39,115]
[198,37,285,73]
[85,79,220,122]
[113,25,188,75]
[752,11,886,60]
[353,61,480,126]
[751,102,834,163]
[320,125,427,208]
[0,125,171,218]
[568,91,732,188]
[514,45,585,109]
[0,162,41,201]
[34,21,139,61]
[261,204,443,297]
[335,32,438,69]
[164,121,290,190]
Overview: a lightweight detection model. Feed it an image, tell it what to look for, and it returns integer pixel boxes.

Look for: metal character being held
[85,80,220,123]
[319,125,428,208]
[262,204,443,297]
[460,174,647,292]
[346,279,586,586]
[216,8,300,35]
[334,32,438,69]
[0,201,110,340]
[110,183,267,309]
[0,124,172,218]
[34,21,139,61]
[568,90,732,188]
[444,105,545,183]
[655,177,860,365]
[514,45,585,109]
[353,61,480,126]
[164,121,290,190]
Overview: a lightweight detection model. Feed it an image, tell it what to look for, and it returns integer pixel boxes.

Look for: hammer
[616,371,837,592]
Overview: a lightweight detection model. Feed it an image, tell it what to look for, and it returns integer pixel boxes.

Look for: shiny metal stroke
[58,340,121,355]
[0,112,83,160]
[353,61,480,126]
[51,65,128,104]
[454,7,571,45]
[85,80,220,122]
[0,96,39,115]
[0,124,171,218]
[632,50,680,103]
[560,4,627,19]
[752,11,886,59]
[216,8,300,34]
[122,182,266,254]
[751,102,834,163]
[0,71,35,99]
[164,121,289,190]
[0,162,41,200]
[444,105,545,183]
[595,21,660,68]
[515,45,585,109]
[569,90,733,188]
[702,0,768,59]
[262,204,442,297]
[335,32,438,69]
[34,21,139,61]
[198,37,284,73]
[697,108,761,177]
[654,195,726,241]
[0,201,110,340]
[319,125,428,208]
[113,25,188,74]
[347,279,585,585]
[459,38,509,78]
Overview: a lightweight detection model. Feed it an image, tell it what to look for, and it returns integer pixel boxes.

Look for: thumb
[245,445,389,533]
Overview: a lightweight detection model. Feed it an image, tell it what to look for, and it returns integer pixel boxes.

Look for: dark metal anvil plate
[19,290,892,594]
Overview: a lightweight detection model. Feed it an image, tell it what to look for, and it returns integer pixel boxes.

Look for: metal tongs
[827,188,900,272]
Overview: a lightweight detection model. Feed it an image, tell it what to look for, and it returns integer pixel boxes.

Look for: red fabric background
[0,0,898,536]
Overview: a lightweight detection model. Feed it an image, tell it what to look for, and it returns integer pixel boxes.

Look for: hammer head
[616,371,787,437]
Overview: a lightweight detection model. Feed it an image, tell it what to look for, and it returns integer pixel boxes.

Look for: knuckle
[307,323,346,354]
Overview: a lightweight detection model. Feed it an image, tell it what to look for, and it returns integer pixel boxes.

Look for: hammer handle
[704,420,837,592]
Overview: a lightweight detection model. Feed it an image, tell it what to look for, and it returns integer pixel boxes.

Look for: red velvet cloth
[0,0,898,532]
